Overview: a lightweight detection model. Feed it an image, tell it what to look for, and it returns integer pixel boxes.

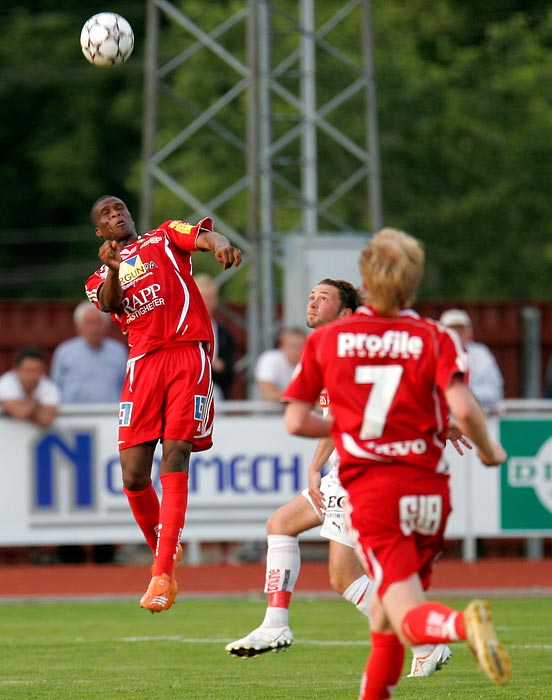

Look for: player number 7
[355,365,403,440]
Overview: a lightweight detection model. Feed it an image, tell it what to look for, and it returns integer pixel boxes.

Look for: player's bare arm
[97,241,123,312]
[285,400,331,438]
[196,229,242,270]
[98,239,120,270]
[445,377,507,466]
[446,421,473,456]
[307,435,335,515]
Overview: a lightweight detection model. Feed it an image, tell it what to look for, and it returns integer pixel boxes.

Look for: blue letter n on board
[34,432,93,508]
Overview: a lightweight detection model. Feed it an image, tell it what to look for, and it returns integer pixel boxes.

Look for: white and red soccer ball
[80,12,134,67]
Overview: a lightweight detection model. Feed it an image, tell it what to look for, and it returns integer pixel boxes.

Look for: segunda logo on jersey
[119,254,156,287]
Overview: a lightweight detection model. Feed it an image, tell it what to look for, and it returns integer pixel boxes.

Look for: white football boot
[407,643,452,677]
[225,626,294,658]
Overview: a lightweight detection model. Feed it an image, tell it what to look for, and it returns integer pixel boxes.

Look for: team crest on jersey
[119,255,157,287]
[168,220,193,235]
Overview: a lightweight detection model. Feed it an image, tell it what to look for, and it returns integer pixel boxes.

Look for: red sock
[360,632,405,700]
[268,591,292,608]
[402,602,465,644]
[153,472,189,577]
[123,482,160,554]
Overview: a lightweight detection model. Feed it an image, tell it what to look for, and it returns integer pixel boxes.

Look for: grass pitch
[0,596,550,699]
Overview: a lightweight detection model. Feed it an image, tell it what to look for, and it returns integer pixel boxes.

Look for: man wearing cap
[439,308,504,412]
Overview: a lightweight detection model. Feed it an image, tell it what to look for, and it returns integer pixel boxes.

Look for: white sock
[262,606,290,628]
[261,535,300,628]
[342,574,372,618]
[263,535,301,594]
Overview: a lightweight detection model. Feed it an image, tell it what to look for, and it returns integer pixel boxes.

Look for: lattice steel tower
[140,0,381,394]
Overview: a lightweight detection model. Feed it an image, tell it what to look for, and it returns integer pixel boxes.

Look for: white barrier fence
[1,400,551,563]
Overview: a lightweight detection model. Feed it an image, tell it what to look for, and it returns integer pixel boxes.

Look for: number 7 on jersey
[355,365,403,440]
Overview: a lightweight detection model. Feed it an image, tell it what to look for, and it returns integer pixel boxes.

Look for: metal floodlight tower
[140,0,381,395]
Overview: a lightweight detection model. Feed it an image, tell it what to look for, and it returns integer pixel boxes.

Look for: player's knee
[329,570,348,595]
[266,507,300,536]
[122,469,151,491]
[368,597,387,633]
[266,510,285,534]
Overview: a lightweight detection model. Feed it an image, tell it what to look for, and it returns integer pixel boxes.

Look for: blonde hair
[359,227,424,315]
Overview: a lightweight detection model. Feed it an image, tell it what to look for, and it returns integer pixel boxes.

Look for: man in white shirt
[0,346,60,427]
[440,308,504,412]
[255,327,306,402]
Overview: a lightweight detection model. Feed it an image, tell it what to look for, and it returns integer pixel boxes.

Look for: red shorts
[118,342,214,452]
[341,465,451,597]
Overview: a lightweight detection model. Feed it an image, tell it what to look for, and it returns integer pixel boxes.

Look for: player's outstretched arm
[196,230,242,270]
[445,377,507,467]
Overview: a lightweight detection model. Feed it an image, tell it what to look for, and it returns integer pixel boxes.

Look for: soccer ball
[80,13,134,67]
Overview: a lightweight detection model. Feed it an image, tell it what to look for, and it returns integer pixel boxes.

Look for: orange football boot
[142,542,183,613]
[140,573,173,613]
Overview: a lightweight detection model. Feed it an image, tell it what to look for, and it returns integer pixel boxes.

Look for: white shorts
[302,465,353,547]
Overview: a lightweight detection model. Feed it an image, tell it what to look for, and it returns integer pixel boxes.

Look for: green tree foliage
[372,1,552,298]
[0,3,144,298]
[1,1,552,299]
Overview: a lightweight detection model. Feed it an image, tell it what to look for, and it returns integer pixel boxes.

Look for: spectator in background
[255,327,306,402]
[51,300,128,564]
[0,346,60,427]
[440,308,504,412]
[51,301,128,404]
[194,274,236,401]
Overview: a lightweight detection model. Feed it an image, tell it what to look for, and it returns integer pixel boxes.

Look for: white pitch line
[117,636,552,650]
[119,635,369,646]
[0,680,48,686]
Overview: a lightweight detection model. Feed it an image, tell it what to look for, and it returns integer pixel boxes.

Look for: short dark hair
[14,346,47,367]
[90,194,121,227]
[317,278,363,312]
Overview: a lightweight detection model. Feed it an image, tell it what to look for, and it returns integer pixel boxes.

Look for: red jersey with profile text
[85,218,214,360]
[283,306,468,479]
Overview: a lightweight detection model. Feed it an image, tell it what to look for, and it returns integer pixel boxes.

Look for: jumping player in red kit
[85,195,242,613]
[283,228,511,698]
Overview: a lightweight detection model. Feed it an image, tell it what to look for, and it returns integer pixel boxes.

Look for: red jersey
[85,218,214,360]
[283,306,467,478]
